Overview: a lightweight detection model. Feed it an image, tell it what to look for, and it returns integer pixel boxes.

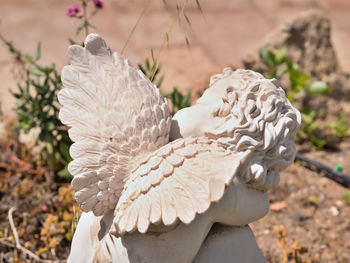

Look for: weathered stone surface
[63,34,301,262]
[242,10,350,99]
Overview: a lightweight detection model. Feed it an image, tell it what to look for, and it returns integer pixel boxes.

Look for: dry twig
[0,238,15,248]
[7,207,66,263]
[8,207,42,261]
[121,0,152,54]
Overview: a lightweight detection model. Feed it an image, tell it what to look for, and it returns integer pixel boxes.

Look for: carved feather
[113,137,247,235]
[58,34,171,216]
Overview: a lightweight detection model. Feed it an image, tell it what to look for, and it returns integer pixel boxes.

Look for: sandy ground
[0,129,350,262]
[252,141,350,262]
[1,0,350,119]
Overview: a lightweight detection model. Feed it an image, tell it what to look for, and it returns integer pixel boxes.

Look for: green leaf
[301,112,315,124]
[76,21,88,36]
[168,87,191,113]
[7,41,16,53]
[57,168,73,181]
[45,142,54,155]
[260,46,275,67]
[11,91,21,99]
[28,66,45,77]
[275,45,287,65]
[34,42,41,61]
[156,74,164,88]
[306,81,330,96]
[59,141,72,163]
[46,121,56,131]
[68,38,77,45]
[24,54,34,63]
[327,115,349,138]
[145,58,150,71]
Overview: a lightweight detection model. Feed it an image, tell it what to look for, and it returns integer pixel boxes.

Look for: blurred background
[0,0,350,262]
[1,0,350,115]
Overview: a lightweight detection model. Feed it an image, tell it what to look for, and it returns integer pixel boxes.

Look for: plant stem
[121,0,152,54]
[0,33,42,73]
[0,33,22,60]
[82,0,89,36]
[150,0,189,80]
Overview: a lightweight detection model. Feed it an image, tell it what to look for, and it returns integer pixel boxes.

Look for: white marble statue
[58,34,301,263]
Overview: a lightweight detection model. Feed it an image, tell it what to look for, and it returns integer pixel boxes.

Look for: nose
[169,105,205,140]
[169,118,182,141]
[169,106,193,140]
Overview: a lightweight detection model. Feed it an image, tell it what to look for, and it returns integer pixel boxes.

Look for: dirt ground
[0,132,350,262]
[252,141,350,263]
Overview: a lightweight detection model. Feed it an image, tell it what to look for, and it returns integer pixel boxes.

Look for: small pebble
[329,206,339,216]
[320,178,328,186]
[335,200,343,207]
[319,244,328,250]
[263,229,270,235]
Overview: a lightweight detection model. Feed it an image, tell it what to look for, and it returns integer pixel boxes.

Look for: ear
[226,86,234,94]
[225,86,237,107]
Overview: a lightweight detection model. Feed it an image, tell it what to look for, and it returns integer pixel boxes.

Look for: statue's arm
[194,225,266,263]
[210,176,269,227]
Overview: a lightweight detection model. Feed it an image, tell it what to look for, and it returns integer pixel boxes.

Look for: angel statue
[58,34,301,263]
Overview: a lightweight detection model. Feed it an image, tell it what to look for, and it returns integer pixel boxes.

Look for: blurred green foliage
[0,0,194,183]
[1,38,72,178]
[166,87,192,114]
[138,58,165,88]
[327,115,349,139]
[139,58,192,114]
[343,192,350,205]
[260,45,348,149]
[260,45,330,102]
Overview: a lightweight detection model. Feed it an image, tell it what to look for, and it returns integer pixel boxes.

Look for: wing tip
[68,45,85,62]
[84,33,111,56]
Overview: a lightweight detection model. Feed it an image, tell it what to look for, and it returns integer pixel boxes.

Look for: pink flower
[66,4,81,18]
[93,0,104,8]
[42,205,48,211]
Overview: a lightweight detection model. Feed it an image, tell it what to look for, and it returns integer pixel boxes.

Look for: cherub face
[170,68,301,192]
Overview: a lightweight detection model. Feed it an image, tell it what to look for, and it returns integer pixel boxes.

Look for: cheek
[214,177,269,226]
[170,105,213,139]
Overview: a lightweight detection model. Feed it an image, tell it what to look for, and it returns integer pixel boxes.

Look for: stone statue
[58,34,301,263]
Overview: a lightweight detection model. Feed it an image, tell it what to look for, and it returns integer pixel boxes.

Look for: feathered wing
[58,34,171,216]
[113,137,251,235]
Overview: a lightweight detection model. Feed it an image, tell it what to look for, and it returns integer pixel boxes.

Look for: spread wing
[58,34,171,216]
[113,137,251,235]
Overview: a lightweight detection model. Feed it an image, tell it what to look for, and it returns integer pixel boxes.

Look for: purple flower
[93,0,104,8]
[66,4,81,18]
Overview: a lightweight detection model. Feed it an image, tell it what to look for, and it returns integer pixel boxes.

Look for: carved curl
[205,68,301,189]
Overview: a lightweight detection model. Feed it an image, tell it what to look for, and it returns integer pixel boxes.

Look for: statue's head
[170,68,301,191]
